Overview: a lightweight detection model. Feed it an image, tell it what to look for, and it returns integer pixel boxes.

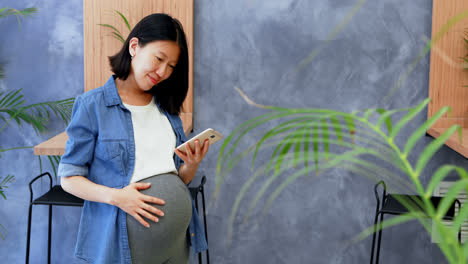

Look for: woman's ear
[128,37,139,57]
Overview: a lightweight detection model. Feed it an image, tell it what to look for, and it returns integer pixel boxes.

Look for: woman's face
[129,38,180,92]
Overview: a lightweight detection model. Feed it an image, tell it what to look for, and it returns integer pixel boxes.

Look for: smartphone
[176,128,223,153]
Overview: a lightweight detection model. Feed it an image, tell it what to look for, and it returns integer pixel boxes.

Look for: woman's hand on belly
[110,182,166,228]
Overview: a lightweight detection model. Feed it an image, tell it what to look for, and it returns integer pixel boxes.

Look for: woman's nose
[156,64,168,78]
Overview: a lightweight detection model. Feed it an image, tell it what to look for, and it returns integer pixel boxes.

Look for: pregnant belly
[126,173,192,250]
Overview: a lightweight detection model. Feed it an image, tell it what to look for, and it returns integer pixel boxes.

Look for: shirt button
[191,233,195,237]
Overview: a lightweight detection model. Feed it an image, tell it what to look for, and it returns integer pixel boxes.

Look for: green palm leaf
[404,106,451,157]
[436,179,468,220]
[355,213,419,242]
[262,148,372,215]
[414,125,461,176]
[390,98,430,139]
[98,10,131,44]
[266,131,296,175]
[0,64,4,79]
[0,7,38,31]
[376,108,394,134]
[426,165,466,199]
[0,175,14,200]
[376,108,407,134]
[97,23,122,36]
[217,96,468,262]
[115,10,131,31]
[251,115,321,169]
[0,88,74,135]
[303,125,310,177]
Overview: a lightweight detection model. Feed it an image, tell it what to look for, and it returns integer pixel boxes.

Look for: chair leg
[26,203,33,264]
[193,196,203,264]
[48,205,52,264]
[201,188,209,264]
[375,212,385,264]
[370,210,380,264]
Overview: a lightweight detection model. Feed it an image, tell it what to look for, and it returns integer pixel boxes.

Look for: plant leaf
[390,98,431,139]
[404,106,451,157]
[415,125,461,176]
[115,10,131,31]
[376,108,393,134]
[97,23,122,36]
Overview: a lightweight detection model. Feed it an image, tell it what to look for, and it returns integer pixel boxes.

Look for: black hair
[109,13,189,115]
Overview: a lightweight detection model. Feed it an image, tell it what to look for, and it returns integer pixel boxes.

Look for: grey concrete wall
[1,0,465,263]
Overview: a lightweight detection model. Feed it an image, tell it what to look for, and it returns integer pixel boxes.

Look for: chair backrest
[29,172,52,203]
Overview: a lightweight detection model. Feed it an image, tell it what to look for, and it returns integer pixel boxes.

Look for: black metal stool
[26,173,210,264]
[26,172,84,264]
[370,181,461,264]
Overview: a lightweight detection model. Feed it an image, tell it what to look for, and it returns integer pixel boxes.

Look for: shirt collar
[103,75,122,107]
[102,75,165,113]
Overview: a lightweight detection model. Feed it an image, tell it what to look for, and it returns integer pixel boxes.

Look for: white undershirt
[123,97,178,183]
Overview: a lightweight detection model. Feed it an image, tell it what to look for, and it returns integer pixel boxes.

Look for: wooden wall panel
[428,0,468,127]
[427,0,468,158]
[83,0,193,134]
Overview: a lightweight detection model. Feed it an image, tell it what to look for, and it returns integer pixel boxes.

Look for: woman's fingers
[194,139,200,156]
[140,193,165,217]
[174,148,187,160]
[133,182,152,190]
[142,193,165,205]
[185,143,193,159]
[132,212,150,228]
[137,208,159,223]
[202,139,210,155]
[143,203,164,217]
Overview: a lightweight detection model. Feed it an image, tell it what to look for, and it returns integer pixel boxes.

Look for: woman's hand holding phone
[174,128,222,167]
[174,138,210,169]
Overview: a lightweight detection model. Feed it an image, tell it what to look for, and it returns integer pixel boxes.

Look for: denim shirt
[57,75,208,263]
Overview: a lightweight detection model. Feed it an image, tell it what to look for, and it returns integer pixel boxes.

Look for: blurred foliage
[0,6,74,241]
[217,96,468,262]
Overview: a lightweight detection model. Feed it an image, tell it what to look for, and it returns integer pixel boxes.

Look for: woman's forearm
[178,164,198,185]
[61,176,118,205]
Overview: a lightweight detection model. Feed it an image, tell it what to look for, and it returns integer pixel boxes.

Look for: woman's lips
[149,75,159,85]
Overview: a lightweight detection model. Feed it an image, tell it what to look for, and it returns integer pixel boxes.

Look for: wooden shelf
[34,132,68,156]
[427,0,468,158]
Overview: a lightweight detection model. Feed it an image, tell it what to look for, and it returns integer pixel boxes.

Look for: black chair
[189,176,210,264]
[370,181,461,264]
[26,172,84,264]
[26,173,210,264]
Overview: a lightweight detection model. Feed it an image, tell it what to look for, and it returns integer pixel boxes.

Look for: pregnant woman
[58,13,208,264]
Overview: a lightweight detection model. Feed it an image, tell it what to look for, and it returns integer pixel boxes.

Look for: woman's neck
[115,75,153,106]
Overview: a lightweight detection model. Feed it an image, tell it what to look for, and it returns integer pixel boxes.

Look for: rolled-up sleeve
[58,95,96,178]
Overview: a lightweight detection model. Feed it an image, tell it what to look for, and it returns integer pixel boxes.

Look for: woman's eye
[155,56,162,62]
[169,65,175,69]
